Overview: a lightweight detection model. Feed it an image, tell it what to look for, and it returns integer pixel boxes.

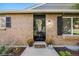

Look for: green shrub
[59,51,66,56]
[65,51,72,56]
[59,51,72,56]
[0,46,5,54]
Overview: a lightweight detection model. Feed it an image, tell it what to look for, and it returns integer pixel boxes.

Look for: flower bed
[54,47,79,56]
[0,46,26,56]
[6,47,26,56]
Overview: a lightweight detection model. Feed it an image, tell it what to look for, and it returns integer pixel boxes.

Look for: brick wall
[46,14,79,45]
[0,14,33,45]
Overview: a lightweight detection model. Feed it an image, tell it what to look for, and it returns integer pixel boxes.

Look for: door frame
[33,14,46,41]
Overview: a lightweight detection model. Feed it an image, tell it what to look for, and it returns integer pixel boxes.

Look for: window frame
[62,16,79,36]
[0,16,6,29]
[0,16,11,30]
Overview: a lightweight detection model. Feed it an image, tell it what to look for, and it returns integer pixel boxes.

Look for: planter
[27,39,34,47]
[45,39,53,46]
[48,44,53,48]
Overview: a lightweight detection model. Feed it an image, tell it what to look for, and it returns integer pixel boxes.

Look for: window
[0,16,11,29]
[6,17,11,28]
[0,17,6,29]
[73,18,79,35]
[63,17,79,35]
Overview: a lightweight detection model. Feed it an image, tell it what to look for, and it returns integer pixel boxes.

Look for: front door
[33,14,46,41]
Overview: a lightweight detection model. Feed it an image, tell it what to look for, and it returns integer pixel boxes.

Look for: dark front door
[33,14,46,41]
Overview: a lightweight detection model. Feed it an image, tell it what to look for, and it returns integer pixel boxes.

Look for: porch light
[48,20,51,25]
[46,20,53,28]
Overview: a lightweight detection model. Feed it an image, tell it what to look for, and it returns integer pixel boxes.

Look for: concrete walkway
[21,46,59,56]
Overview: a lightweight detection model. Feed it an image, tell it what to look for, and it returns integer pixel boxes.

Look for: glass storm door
[33,14,46,41]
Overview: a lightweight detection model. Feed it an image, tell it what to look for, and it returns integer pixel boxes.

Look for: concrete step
[33,41,47,48]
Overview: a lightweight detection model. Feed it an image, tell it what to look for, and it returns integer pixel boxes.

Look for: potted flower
[27,39,34,47]
[45,36,53,48]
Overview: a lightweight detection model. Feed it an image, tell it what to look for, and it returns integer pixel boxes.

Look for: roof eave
[0,9,79,13]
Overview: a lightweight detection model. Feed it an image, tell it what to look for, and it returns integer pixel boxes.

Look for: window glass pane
[6,17,11,28]
[6,17,11,23]
[0,17,6,27]
[63,18,71,34]
[73,18,79,35]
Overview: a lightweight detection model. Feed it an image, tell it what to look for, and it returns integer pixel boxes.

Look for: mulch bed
[6,47,26,56]
[54,47,79,56]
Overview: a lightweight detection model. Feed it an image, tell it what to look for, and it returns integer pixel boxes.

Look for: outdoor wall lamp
[46,19,53,28]
[48,20,51,25]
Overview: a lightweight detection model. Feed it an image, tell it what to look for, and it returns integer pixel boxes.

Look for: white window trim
[0,17,6,29]
[71,17,73,36]
[62,17,79,36]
